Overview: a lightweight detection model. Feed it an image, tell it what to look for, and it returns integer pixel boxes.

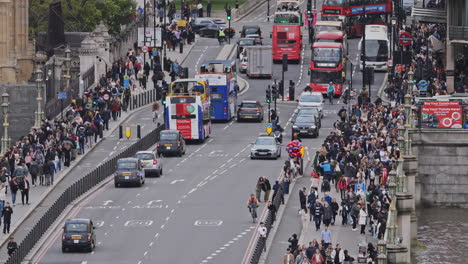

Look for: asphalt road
[25,2,386,264]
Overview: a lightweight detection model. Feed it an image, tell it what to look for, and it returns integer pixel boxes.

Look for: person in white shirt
[257,222,267,251]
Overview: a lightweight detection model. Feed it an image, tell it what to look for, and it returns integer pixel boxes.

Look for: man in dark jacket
[322,202,333,227]
[29,159,39,186]
[19,176,30,205]
[299,187,307,213]
[7,236,17,256]
[3,202,13,234]
[313,200,323,231]
[262,176,272,202]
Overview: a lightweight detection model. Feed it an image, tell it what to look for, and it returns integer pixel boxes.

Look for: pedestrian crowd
[283,102,406,264]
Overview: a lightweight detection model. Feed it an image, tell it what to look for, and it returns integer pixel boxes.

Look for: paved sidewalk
[0,41,196,257]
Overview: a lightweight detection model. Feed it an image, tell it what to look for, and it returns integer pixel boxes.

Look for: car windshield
[135,153,153,160]
[300,94,322,103]
[160,133,178,140]
[241,103,257,108]
[298,108,319,115]
[65,223,88,233]
[117,161,137,170]
[312,47,341,62]
[239,39,254,46]
[244,28,259,34]
[255,137,276,145]
[296,115,315,123]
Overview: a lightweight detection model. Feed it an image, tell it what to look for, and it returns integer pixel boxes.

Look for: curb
[0,105,151,251]
[238,76,250,95]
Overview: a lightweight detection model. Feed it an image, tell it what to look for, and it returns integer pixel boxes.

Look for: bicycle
[249,204,258,223]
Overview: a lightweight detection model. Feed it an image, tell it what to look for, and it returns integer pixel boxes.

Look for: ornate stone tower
[0,0,34,84]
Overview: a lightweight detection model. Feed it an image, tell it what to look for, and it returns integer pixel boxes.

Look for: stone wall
[0,84,37,143]
[410,129,468,207]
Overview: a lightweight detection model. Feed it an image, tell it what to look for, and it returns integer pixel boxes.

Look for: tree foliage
[29,0,137,37]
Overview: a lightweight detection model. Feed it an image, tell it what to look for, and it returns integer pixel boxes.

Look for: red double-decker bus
[321,0,392,37]
[309,42,346,96]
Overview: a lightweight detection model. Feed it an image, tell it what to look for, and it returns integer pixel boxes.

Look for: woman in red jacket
[311,249,324,264]
[337,177,348,200]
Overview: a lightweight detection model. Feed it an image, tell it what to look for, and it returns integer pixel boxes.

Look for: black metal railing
[82,65,95,91]
[128,89,158,111]
[6,124,164,264]
[249,188,284,263]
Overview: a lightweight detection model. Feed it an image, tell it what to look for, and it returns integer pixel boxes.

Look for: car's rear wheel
[114,182,119,188]
[62,247,67,253]
[137,179,142,187]
[154,169,160,177]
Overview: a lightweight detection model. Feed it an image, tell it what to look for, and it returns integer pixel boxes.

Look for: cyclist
[152,101,159,123]
[218,29,226,45]
[247,194,259,222]
[327,82,335,104]
[304,84,312,92]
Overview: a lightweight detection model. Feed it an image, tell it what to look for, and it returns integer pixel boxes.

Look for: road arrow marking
[170,179,185,184]
[102,200,113,206]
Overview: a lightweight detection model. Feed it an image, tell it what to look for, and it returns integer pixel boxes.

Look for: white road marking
[149,242,154,246]
[155,233,159,238]
[223,125,229,130]
[227,158,233,163]
[144,251,148,256]
[188,188,197,194]
[229,163,236,168]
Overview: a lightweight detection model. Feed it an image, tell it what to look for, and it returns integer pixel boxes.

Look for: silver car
[250,136,281,159]
[134,151,163,177]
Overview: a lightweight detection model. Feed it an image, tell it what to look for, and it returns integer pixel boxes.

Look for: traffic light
[162,91,167,105]
[266,86,271,103]
[227,8,231,20]
[272,85,278,99]
[307,0,312,13]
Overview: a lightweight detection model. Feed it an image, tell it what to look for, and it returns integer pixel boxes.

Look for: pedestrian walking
[322,202,333,227]
[288,234,298,253]
[42,160,51,186]
[19,176,30,205]
[313,200,323,231]
[299,208,308,230]
[312,248,324,264]
[29,159,39,186]
[257,222,267,252]
[7,236,17,256]
[206,0,212,17]
[268,200,277,223]
[331,198,339,225]
[48,159,55,185]
[3,202,13,234]
[327,82,335,104]
[299,187,308,213]
[321,225,332,249]
[350,203,360,231]
[359,206,368,235]
[9,176,19,206]
[272,180,285,204]
[256,177,265,202]
[283,248,295,264]
[330,244,345,264]
[263,176,271,202]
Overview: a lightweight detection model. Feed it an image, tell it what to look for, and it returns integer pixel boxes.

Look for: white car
[298,92,324,117]
[240,56,248,73]
[134,151,163,177]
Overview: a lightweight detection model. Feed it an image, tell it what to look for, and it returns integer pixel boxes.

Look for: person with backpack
[9,177,19,206]
[77,126,87,155]
[29,159,39,186]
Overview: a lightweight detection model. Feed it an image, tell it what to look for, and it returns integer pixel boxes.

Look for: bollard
[137,125,141,139]
[180,42,183,53]
[119,125,123,139]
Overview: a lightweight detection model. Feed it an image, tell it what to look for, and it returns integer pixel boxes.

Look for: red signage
[399,32,412,46]
[421,101,463,128]
[141,45,149,53]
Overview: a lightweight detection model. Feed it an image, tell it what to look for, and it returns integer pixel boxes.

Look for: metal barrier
[249,188,284,263]
[5,125,164,264]
[128,89,157,111]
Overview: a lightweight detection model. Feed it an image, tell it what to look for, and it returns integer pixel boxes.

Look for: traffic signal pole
[361,0,366,92]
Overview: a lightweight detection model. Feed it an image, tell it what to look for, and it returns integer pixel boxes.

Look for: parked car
[250,135,281,159]
[237,100,263,122]
[62,218,96,253]
[240,56,248,73]
[114,158,145,187]
[294,107,322,128]
[237,38,256,58]
[292,115,320,138]
[241,25,262,38]
[157,130,186,157]
[199,24,235,38]
[298,92,324,117]
[134,151,163,177]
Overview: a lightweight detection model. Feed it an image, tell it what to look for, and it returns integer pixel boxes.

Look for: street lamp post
[390,16,397,82]
[64,47,72,120]
[361,0,367,92]
[1,92,10,154]
[35,67,44,127]
[267,0,270,22]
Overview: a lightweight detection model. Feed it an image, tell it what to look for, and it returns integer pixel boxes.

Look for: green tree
[29,0,137,37]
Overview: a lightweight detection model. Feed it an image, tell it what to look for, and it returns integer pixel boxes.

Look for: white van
[358,25,389,71]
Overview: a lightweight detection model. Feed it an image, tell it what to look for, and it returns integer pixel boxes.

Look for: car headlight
[292,125,298,129]
[251,148,256,152]
[311,125,316,129]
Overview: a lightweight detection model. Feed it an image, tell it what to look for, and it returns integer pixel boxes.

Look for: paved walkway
[0,40,196,255]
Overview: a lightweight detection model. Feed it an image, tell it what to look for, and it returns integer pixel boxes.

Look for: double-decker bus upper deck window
[324,0,344,6]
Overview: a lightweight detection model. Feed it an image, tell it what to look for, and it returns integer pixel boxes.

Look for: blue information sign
[351,5,386,14]
[58,92,67,100]
[123,76,130,88]
[417,80,429,91]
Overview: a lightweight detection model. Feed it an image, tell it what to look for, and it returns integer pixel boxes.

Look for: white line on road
[81,261,88,264]
[239,158,246,163]
[223,125,229,130]
[161,224,165,229]
[220,163,226,168]
[144,251,148,256]
[229,163,236,168]
[219,169,228,174]
[149,242,154,247]
[155,233,159,238]
[227,158,233,163]
[188,188,197,194]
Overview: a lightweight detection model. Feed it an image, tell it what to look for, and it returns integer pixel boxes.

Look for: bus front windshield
[312,48,342,62]
[365,40,388,61]
[310,70,342,83]
[324,0,344,7]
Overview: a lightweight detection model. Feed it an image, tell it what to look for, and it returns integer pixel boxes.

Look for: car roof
[241,100,259,104]
[136,151,153,155]
[316,31,344,39]
[243,25,261,29]
[66,218,91,224]
[301,92,322,96]
[161,129,180,134]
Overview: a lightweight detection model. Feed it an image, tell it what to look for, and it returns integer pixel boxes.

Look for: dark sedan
[62,218,96,253]
[199,24,235,38]
[291,115,320,138]
[237,100,263,122]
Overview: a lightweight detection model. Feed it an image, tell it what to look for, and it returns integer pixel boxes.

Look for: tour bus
[272,23,302,62]
[358,25,389,71]
[314,30,348,55]
[309,42,346,96]
[196,60,238,121]
[165,79,211,141]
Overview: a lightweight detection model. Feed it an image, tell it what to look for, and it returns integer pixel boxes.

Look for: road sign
[141,45,149,53]
[266,123,273,135]
[58,92,67,100]
[417,80,429,91]
[399,32,412,46]
[103,94,110,101]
